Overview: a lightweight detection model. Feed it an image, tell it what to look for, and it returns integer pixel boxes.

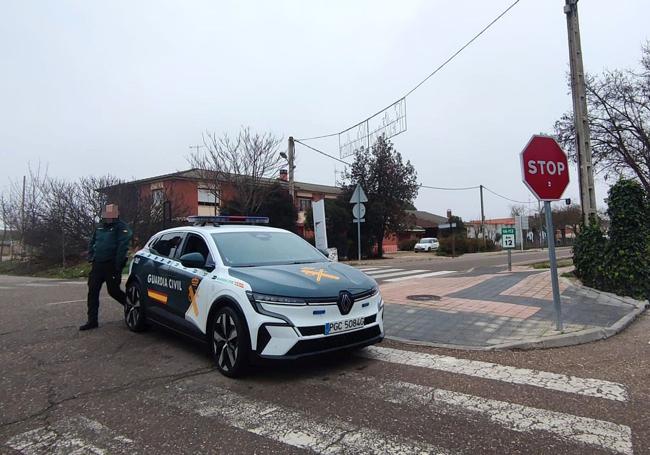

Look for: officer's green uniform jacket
[88,219,133,270]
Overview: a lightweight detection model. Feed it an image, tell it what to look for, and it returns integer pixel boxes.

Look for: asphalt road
[349,247,573,283]
[1,271,648,455]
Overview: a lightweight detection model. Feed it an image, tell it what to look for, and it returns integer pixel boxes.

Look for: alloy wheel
[213,312,239,372]
[125,285,141,329]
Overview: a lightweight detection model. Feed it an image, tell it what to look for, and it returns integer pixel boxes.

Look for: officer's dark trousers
[87,261,126,324]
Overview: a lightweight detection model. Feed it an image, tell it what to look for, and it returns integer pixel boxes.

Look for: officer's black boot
[79,321,98,331]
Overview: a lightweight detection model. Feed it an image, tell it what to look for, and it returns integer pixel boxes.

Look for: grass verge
[531,258,574,269]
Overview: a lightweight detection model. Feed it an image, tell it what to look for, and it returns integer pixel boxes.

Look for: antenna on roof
[186,215,270,226]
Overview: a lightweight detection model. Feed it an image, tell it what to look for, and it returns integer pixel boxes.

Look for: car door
[165,232,215,323]
[146,232,185,315]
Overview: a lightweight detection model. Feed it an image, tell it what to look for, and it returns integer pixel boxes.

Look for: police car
[124,216,384,377]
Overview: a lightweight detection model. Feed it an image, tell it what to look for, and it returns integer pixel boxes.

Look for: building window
[298,198,311,212]
[198,188,219,207]
[152,189,165,206]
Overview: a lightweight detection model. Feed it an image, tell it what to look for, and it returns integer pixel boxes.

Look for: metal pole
[288,137,296,204]
[544,201,563,331]
[519,215,524,252]
[479,185,486,248]
[357,186,361,261]
[507,249,512,272]
[21,175,25,259]
[565,0,597,223]
[0,224,6,263]
[538,200,543,249]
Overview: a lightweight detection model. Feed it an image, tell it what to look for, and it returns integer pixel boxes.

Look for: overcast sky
[1,0,649,221]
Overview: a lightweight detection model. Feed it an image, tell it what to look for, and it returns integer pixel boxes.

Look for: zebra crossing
[4,345,634,454]
[357,265,456,282]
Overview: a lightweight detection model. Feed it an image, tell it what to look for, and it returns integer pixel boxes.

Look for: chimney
[279,169,288,182]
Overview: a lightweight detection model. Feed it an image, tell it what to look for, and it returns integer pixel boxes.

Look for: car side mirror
[180,252,206,269]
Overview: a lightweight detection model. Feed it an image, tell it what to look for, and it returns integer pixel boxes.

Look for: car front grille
[287,325,381,356]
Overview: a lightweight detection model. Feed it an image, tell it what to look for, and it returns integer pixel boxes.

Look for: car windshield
[421,239,433,243]
[212,231,327,267]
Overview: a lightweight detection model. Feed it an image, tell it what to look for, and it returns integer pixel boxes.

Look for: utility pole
[20,175,26,259]
[287,137,296,203]
[565,0,597,223]
[479,185,486,248]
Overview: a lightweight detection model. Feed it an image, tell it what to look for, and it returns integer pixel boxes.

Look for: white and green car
[125,216,384,377]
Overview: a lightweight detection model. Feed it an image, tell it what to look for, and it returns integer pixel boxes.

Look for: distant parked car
[414,237,439,252]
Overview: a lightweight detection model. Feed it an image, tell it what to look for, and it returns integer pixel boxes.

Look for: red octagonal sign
[520,135,570,201]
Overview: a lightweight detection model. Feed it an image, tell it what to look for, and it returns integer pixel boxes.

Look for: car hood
[227,262,376,298]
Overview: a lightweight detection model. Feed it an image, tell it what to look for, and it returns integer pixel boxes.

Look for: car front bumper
[249,294,385,359]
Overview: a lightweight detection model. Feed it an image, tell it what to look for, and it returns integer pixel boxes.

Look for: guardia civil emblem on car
[124,216,384,377]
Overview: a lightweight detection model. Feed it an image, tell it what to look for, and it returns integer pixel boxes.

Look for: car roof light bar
[186,215,270,226]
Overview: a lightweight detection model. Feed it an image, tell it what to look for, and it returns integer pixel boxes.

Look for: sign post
[501,227,516,272]
[350,184,368,261]
[312,199,328,251]
[520,135,570,331]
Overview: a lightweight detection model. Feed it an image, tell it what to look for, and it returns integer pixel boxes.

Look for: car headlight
[246,291,306,306]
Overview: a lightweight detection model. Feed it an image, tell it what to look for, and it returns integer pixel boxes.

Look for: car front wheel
[124,281,147,332]
[211,305,250,377]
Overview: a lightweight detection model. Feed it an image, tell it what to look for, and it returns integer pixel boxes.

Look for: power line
[419,184,479,191]
[482,186,536,204]
[296,0,522,142]
[294,140,349,165]
[296,132,338,141]
[295,140,535,205]
[403,0,521,99]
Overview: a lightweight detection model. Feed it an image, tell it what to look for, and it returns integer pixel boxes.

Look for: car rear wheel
[211,305,250,377]
[124,282,147,332]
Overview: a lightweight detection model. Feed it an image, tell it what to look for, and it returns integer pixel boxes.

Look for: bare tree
[187,127,284,215]
[555,44,650,194]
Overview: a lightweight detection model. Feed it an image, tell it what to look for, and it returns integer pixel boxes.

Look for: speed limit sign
[502,227,516,249]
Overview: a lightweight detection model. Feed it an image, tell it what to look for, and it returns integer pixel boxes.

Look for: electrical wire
[419,184,479,191]
[294,140,349,165]
[296,0,522,142]
[295,141,536,206]
[402,0,521,99]
[295,132,339,141]
[482,186,536,204]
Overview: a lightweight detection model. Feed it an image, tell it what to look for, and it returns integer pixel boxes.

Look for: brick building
[100,169,340,236]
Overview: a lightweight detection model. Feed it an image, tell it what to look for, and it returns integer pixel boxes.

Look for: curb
[487,298,648,351]
[385,281,649,351]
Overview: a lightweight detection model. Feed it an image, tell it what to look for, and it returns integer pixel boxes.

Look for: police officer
[80,204,133,330]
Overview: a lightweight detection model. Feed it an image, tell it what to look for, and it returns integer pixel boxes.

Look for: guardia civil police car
[124,216,384,377]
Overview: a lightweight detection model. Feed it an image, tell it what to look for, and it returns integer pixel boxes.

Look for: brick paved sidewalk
[380,267,646,349]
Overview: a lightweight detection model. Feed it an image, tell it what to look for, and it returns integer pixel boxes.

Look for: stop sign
[520,135,570,201]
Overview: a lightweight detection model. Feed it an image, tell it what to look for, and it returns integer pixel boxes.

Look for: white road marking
[360,346,628,402]
[368,270,428,279]
[357,267,391,272]
[384,271,456,282]
[46,299,86,306]
[0,286,14,290]
[312,373,632,455]
[154,384,455,454]
[363,268,404,275]
[6,415,134,454]
[20,283,56,288]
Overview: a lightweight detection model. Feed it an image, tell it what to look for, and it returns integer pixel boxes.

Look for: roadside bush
[436,236,466,256]
[398,239,418,251]
[572,222,606,289]
[436,237,496,256]
[601,180,650,299]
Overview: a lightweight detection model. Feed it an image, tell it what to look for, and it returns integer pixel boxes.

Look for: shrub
[572,222,606,288]
[601,180,650,299]
[398,239,418,251]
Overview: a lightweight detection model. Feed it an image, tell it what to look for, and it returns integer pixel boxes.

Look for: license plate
[324,317,365,335]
